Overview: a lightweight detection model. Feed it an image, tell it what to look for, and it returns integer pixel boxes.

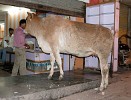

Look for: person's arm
[4,36,9,43]
[25,33,36,38]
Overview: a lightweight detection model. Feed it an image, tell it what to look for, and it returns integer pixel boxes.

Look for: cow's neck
[35,32,51,53]
[31,19,46,38]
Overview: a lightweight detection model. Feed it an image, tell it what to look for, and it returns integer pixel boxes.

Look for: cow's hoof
[99,86,104,91]
[104,85,108,89]
[48,75,52,80]
[102,92,105,95]
[94,88,99,91]
[59,75,64,80]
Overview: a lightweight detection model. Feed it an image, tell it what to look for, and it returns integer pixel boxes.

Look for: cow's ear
[32,13,36,18]
[27,12,33,19]
[32,13,36,16]
[27,12,31,17]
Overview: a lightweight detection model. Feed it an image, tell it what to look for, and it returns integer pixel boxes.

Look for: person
[11,19,30,76]
[4,28,14,48]
[0,28,14,64]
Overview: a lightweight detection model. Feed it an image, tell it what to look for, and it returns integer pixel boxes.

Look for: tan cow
[26,13,113,91]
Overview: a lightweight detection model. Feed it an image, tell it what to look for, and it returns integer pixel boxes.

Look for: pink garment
[14,27,25,48]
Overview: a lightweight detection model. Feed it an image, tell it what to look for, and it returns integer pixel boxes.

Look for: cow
[25,12,114,91]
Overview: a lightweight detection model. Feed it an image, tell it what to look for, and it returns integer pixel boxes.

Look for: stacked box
[26,60,59,72]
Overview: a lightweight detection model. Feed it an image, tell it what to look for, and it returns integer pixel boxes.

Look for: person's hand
[26,33,36,38]
[24,44,30,49]
[5,40,9,43]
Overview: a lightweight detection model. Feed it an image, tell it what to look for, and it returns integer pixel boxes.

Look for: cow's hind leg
[99,54,109,91]
[104,64,109,89]
[48,53,55,79]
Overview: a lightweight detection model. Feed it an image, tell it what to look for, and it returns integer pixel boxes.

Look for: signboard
[26,59,63,73]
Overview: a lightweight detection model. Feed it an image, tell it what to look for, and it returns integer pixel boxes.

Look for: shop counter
[26,50,64,74]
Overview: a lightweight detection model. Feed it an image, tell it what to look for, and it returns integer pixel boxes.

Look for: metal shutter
[119,3,128,44]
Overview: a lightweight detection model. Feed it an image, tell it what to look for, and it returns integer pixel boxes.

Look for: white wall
[86,2,115,69]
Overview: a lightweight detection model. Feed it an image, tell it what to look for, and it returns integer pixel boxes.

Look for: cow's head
[25,12,39,36]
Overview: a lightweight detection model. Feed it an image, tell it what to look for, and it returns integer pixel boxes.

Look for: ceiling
[0,4,28,24]
[0,11,5,24]
[0,0,86,17]
[0,4,12,24]
[0,4,15,12]
[0,0,131,15]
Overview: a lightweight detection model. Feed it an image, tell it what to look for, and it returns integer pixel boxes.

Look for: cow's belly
[72,51,96,57]
[60,47,96,57]
[59,34,95,57]
[37,39,51,53]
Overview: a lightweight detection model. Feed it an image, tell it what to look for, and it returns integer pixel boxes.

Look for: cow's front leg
[55,52,64,80]
[48,53,55,80]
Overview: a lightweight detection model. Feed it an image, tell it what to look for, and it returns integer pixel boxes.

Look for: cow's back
[42,15,113,56]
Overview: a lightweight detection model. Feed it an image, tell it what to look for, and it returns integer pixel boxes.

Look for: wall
[0,24,4,38]
[86,2,115,69]
[86,1,120,72]
[6,7,31,36]
[74,17,84,70]
[0,11,6,39]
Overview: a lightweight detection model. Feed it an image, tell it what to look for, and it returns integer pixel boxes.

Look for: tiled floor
[0,68,11,77]
[0,64,130,99]
[0,62,13,77]
[0,70,101,99]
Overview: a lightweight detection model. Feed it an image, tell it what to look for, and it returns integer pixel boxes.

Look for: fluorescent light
[78,0,89,3]
[0,23,4,25]
[8,7,30,15]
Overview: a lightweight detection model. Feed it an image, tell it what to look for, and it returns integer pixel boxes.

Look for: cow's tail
[109,27,116,78]
[109,44,114,78]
